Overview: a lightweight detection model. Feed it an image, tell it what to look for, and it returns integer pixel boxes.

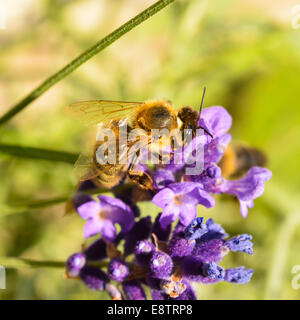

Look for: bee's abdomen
[93,162,126,189]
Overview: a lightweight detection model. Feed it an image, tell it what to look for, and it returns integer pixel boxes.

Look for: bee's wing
[65,100,145,127]
[73,153,100,182]
[125,130,152,167]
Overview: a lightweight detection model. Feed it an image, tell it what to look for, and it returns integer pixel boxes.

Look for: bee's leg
[127,170,154,191]
[128,152,139,172]
[127,152,153,191]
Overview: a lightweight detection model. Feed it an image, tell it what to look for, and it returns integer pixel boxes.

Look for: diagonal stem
[0,0,175,126]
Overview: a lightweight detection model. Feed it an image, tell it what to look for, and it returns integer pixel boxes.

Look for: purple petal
[191,187,216,208]
[83,219,103,238]
[98,195,131,211]
[179,202,197,226]
[153,168,175,190]
[219,167,272,217]
[160,205,180,229]
[200,106,232,137]
[98,195,135,236]
[169,182,202,194]
[77,200,101,220]
[100,220,117,241]
[239,200,254,218]
[221,167,272,201]
[152,188,175,208]
[106,207,134,235]
[204,133,232,164]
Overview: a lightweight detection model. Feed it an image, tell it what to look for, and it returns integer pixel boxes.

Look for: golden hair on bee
[132,100,178,133]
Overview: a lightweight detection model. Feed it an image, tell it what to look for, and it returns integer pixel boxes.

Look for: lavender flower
[219,167,272,217]
[75,195,134,240]
[152,182,215,228]
[65,105,269,300]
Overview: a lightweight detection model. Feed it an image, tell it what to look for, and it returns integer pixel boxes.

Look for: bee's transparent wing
[65,100,145,127]
[125,130,153,168]
[73,153,100,182]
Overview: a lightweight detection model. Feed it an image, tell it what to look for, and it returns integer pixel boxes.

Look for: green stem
[0,144,79,163]
[0,257,109,269]
[0,257,65,269]
[0,0,175,126]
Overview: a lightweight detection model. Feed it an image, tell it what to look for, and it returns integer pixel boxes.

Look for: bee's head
[178,107,213,138]
[178,107,199,132]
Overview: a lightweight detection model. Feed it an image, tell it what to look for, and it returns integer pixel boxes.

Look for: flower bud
[107,259,129,282]
[135,240,155,267]
[225,267,254,284]
[79,266,108,291]
[66,253,86,278]
[150,251,173,279]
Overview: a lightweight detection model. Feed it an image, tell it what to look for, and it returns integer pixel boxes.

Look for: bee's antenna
[197,86,213,138]
[199,86,206,116]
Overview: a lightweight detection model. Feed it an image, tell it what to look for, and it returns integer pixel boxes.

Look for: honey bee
[66,89,209,190]
[220,144,267,179]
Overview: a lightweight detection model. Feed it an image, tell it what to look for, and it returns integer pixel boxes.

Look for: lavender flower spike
[64,103,267,300]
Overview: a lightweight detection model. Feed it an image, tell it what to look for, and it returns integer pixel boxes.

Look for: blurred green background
[0,0,300,300]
